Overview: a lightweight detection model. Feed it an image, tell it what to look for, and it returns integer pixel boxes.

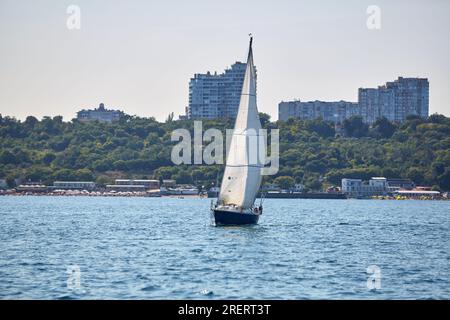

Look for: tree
[370,117,396,139]
[305,118,335,138]
[428,113,447,124]
[42,152,56,165]
[92,159,112,172]
[95,175,112,188]
[75,168,94,181]
[259,113,271,127]
[0,151,17,165]
[343,116,369,138]
[292,168,305,183]
[305,159,327,173]
[25,166,53,182]
[274,176,295,190]
[53,169,76,181]
[172,171,192,184]
[437,168,450,191]
[155,166,177,179]
[166,112,174,123]
[5,175,16,187]
[406,167,424,185]
[24,116,38,127]
[0,112,449,192]
[381,167,400,179]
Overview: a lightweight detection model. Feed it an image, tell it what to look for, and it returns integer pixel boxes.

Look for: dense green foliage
[1,113,449,191]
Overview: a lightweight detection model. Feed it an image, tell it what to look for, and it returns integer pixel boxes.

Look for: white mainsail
[218,37,265,209]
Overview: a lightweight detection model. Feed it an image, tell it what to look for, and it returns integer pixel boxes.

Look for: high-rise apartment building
[279,77,429,124]
[278,100,358,123]
[358,77,429,123]
[187,62,251,119]
[358,88,380,124]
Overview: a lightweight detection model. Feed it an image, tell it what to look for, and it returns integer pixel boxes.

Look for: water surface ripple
[0,197,449,299]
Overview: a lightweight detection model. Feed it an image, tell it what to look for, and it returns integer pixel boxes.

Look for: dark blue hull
[212,209,260,226]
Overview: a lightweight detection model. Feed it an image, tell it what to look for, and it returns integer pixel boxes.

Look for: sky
[0,0,449,121]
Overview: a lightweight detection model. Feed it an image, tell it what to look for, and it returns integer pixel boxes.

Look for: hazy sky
[0,0,449,121]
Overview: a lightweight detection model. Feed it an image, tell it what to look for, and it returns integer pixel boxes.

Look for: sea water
[0,196,449,299]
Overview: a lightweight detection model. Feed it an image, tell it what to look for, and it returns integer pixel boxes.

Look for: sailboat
[211,36,265,226]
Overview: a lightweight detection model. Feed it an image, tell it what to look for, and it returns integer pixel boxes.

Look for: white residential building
[77,103,124,123]
[341,177,388,198]
[187,62,253,119]
[53,181,96,190]
[112,179,160,190]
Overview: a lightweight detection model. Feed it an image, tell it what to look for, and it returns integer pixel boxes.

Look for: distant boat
[211,37,264,226]
[163,186,199,196]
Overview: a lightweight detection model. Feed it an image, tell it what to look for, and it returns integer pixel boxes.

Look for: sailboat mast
[217,36,264,209]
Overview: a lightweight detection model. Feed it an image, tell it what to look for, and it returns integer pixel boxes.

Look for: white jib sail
[218,37,265,209]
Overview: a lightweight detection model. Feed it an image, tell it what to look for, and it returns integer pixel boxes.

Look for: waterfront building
[341,178,362,197]
[386,178,415,191]
[341,177,388,198]
[0,179,7,189]
[53,181,96,190]
[106,184,147,192]
[342,177,426,198]
[129,180,160,189]
[394,190,440,199]
[163,185,199,195]
[162,179,176,188]
[261,184,281,192]
[106,179,160,192]
[16,184,48,193]
[369,177,387,189]
[187,62,251,119]
[77,103,124,123]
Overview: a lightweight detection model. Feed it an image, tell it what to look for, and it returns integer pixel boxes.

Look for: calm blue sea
[0,196,449,299]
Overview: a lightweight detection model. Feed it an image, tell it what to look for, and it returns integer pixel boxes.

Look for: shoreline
[0,191,206,199]
[0,192,448,201]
